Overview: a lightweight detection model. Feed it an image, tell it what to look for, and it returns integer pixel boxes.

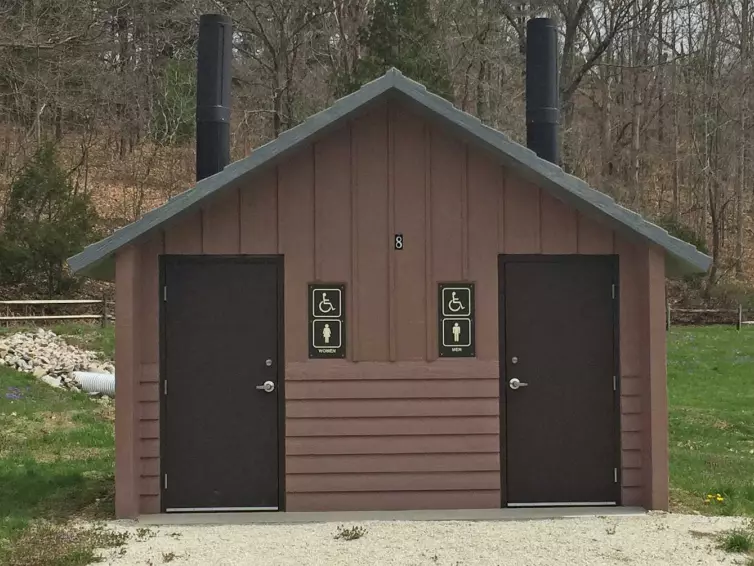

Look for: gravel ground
[99,513,749,566]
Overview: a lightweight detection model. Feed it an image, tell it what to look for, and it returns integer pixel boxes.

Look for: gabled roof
[69,68,711,279]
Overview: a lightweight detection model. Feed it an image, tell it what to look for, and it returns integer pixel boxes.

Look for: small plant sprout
[718,529,754,553]
[334,524,368,541]
[135,527,157,541]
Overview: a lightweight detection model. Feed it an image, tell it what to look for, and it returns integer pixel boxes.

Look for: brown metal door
[162,256,283,511]
[500,256,618,506]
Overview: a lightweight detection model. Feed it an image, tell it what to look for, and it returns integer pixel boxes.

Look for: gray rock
[41,375,62,388]
[32,367,47,378]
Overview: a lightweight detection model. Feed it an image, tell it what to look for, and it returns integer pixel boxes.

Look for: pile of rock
[0,328,114,391]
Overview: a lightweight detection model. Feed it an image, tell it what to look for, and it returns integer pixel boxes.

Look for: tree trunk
[736,0,749,276]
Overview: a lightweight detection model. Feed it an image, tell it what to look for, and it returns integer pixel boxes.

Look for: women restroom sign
[438,283,475,357]
[309,283,346,358]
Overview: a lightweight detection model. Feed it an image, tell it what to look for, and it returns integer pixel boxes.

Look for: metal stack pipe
[196,14,232,181]
[526,17,560,165]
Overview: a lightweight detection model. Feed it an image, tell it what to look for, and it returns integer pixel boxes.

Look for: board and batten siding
[115,99,667,516]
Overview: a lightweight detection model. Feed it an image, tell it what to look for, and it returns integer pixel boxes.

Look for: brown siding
[468,149,503,359]
[128,99,666,514]
[430,128,465,282]
[202,187,240,254]
[540,192,578,253]
[288,491,498,511]
[644,246,668,510]
[115,246,140,518]
[353,105,389,361]
[240,168,277,254]
[503,176,540,253]
[164,211,202,254]
[286,360,499,510]
[279,148,315,362]
[392,106,428,361]
[137,235,162,515]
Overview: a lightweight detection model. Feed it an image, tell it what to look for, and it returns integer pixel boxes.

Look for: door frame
[158,254,286,512]
[497,254,622,507]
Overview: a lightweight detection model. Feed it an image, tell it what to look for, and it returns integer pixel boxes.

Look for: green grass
[668,326,754,516]
[718,527,754,553]
[0,362,117,564]
[0,323,751,563]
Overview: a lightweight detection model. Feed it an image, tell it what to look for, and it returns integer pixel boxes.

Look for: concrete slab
[138,507,646,525]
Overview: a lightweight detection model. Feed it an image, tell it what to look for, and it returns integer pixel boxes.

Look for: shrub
[0,143,99,296]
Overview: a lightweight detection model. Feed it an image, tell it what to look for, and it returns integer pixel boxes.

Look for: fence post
[737,304,742,331]
[101,293,108,328]
[666,301,671,330]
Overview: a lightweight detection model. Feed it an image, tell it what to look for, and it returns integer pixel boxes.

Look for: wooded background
[0,0,752,303]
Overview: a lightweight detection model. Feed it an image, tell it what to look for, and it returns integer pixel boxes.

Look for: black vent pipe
[526,18,560,164]
[196,14,232,181]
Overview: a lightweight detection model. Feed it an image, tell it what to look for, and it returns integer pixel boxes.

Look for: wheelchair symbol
[447,292,464,313]
[318,293,336,314]
[313,288,341,318]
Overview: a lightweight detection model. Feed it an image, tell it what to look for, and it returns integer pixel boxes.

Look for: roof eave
[67,67,711,280]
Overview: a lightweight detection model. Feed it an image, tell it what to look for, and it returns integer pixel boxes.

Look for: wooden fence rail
[0,297,110,326]
[667,303,750,330]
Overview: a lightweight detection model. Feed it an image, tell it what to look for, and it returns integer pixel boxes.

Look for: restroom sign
[438,283,475,357]
[309,284,346,358]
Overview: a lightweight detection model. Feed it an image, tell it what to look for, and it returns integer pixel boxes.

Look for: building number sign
[308,283,346,359]
[438,283,475,357]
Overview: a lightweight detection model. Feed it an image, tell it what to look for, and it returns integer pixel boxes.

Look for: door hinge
[163,285,167,301]
[611,284,616,299]
[614,468,618,483]
[163,380,168,396]
[613,375,617,391]
[164,474,168,490]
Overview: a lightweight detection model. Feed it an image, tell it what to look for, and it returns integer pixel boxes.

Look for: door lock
[509,377,528,390]
[255,380,275,393]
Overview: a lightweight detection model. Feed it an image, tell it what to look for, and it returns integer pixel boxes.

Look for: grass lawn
[668,325,754,516]
[0,334,120,564]
[0,322,751,563]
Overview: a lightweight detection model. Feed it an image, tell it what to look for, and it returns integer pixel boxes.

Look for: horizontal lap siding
[289,491,499,512]
[137,236,162,515]
[618,238,647,507]
[286,361,500,511]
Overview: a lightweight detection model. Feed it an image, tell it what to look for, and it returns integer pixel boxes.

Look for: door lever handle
[509,378,528,390]
[255,380,275,393]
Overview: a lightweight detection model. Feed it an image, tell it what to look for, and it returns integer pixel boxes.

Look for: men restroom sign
[309,284,346,358]
[438,283,475,357]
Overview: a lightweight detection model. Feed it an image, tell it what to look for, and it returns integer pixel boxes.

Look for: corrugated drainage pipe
[72,371,115,397]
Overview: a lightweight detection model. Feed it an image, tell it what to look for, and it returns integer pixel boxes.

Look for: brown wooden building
[70,69,710,518]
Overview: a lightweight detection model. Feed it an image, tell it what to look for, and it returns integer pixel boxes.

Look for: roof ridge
[68,68,710,279]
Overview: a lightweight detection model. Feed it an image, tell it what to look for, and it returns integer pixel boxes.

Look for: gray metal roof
[68,68,711,279]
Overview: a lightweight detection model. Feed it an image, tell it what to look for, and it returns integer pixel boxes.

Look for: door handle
[255,380,275,393]
[509,378,528,390]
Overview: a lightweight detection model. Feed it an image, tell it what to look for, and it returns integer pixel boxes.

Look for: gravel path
[99,513,748,565]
